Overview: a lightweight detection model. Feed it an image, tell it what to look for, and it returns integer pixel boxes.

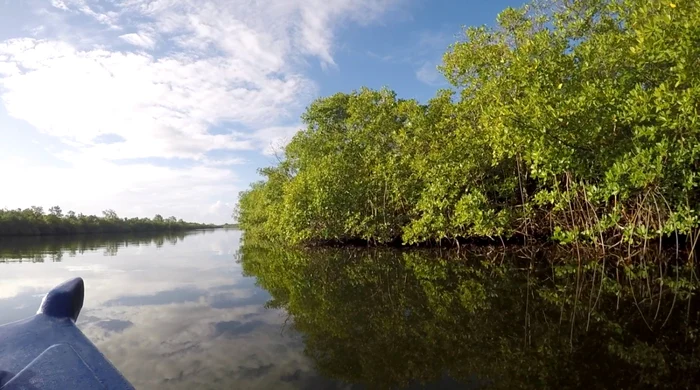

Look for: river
[1,229,698,389]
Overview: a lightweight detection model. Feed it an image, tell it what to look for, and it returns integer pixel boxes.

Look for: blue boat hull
[0,278,134,389]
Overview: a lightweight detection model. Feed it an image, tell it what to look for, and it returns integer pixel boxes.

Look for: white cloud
[120,0,402,69]
[248,125,303,157]
[0,0,404,222]
[200,157,247,167]
[0,39,308,160]
[208,200,234,216]
[0,62,19,76]
[50,0,70,11]
[119,32,156,49]
[49,0,121,29]
[0,155,240,223]
[415,61,445,87]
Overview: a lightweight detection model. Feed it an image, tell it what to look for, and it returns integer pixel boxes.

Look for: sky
[0,0,524,224]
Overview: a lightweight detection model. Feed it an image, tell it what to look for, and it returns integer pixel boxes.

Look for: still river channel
[1,229,698,389]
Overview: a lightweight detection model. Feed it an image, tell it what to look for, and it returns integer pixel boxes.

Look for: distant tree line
[0,206,219,236]
[237,0,700,249]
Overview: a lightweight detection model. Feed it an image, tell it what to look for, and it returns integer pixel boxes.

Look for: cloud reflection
[103,287,206,307]
[0,230,348,389]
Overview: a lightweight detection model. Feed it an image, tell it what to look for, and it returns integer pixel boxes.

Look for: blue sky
[0,0,524,224]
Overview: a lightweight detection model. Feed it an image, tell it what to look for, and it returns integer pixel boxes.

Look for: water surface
[0,229,328,389]
[1,230,699,389]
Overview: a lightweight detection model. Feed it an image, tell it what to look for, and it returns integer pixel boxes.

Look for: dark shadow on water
[237,363,274,379]
[209,290,270,309]
[95,319,134,333]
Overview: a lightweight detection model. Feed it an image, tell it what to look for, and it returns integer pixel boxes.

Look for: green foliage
[238,0,700,247]
[236,88,419,244]
[238,242,700,389]
[0,206,219,237]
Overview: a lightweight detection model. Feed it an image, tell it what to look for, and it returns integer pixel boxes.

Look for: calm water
[1,229,699,389]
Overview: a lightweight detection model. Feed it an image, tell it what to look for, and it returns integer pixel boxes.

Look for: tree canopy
[236,0,700,248]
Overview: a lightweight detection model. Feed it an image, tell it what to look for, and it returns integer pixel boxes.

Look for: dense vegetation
[239,242,700,389]
[237,0,700,249]
[0,206,218,236]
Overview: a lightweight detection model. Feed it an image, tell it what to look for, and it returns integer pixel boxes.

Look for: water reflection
[238,244,700,389]
[2,230,699,389]
[0,230,346,389]
[0,230,212,262]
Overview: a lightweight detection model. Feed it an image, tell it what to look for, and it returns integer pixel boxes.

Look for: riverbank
[236,0,700,250]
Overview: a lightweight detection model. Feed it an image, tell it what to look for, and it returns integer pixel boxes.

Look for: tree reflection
[0,229,216,262]
[239,244,700,389]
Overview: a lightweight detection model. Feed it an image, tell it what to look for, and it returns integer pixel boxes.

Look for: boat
[0,278,135,389]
